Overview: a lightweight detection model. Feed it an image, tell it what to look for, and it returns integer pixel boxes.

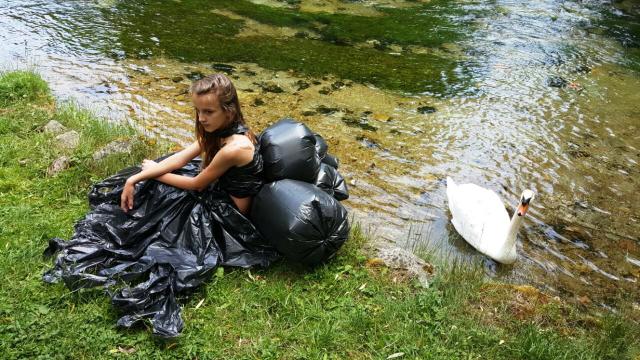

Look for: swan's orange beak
[517,203,529,217]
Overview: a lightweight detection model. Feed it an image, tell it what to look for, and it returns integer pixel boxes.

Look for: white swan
[446,177,534,264]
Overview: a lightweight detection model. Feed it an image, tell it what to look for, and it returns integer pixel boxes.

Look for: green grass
[0,71,638,359]
[0,70,49,107]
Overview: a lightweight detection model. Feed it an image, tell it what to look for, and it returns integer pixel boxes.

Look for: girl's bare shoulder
[219,134,255,166]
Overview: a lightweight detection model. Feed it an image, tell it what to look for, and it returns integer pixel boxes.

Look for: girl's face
[192,92,229,133]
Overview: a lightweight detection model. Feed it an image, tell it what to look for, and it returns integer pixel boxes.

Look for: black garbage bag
[314,133,328,159]
[260,118,320,183]
[315,163,349,201]
[43,158,280,338]
[251,179,350,266]
[322,153,339,169]
[313,133,339,169]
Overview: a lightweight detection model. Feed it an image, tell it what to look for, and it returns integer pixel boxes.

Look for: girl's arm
[126,141,201,185]
[120,141,201,212]
[155,140,253,191]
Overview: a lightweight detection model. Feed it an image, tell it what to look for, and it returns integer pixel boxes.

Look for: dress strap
[211,121,248,138]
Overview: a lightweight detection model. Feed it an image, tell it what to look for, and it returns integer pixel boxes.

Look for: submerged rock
[316,105,340,114]
[211,63,236,74]
[546,75,568,88]
[295,80,310,91]
[331,81,346,90]
[257,81,284,93]
[185,71,205,81]
[43,120,66,135]
[342,116,378,131]
[56,131,80,150]
[93,140,134,161]
[417,105,437,114]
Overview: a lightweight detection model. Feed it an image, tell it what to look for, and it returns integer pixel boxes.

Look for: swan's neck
[505,210,525,248]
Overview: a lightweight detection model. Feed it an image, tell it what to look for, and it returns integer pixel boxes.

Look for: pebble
[47,156,70,176]
[377,246,434,288]
[43,120,66,135]
[93,140,133,161]
[55,131,80,150]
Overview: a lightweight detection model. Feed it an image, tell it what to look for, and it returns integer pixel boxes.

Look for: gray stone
[378,246,434,288]
[47,156,70,176]
[56,131,80,150]
[43,120,66,134]
[93,140,134,161]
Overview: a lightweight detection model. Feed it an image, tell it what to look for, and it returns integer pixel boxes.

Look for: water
[1,0,638,307]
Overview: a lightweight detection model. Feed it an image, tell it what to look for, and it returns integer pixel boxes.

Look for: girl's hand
[120,180,135,212]
[141,159,158,171]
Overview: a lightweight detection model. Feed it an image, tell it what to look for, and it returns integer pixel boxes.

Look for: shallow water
[1,0,639,307]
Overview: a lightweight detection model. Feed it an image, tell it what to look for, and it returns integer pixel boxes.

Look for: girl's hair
[190,73,257,167]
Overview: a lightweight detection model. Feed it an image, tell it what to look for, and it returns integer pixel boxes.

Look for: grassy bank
[0,70,638,359]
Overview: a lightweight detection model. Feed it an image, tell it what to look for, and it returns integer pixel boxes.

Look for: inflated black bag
[315,163,349,201]
[260,118,320,183]
[314,133,328,159]
[313,133,339,169]
[251,179,350,266]
[322,153,339,169]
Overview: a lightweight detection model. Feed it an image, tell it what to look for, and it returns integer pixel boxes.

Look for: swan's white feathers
[446,177,513,261]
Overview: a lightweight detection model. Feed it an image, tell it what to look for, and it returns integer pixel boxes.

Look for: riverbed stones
[316,105,339,114]
[47,156,70,176]
[211,63,236,74]
[546,75,568,88]
[43,120,66,135]
[295,80,310,91]
[377,246,434,288]
[257,81,284,93]
[55,131,80,150]
[185,71,204,81]
[417,105,437,114]
[93,140,134,161]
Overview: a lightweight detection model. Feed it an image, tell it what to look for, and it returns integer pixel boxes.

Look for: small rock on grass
[43,120,67,134]
[93,140,134,161]
[56,131,80,150]
[377,246,435,288]
[47,156,70,176]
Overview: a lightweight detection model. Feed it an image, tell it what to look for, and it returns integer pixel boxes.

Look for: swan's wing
[447,180,510,250]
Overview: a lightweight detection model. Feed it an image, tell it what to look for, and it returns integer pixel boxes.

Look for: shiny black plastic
[315,163,349,201]
[251,179,350,266]
[260,118,320,183]
[43,159,280,338]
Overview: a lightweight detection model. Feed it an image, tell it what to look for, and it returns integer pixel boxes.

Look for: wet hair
[190,73,256,167]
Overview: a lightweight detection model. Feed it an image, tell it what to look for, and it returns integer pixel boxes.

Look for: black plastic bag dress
[43,152,280,338]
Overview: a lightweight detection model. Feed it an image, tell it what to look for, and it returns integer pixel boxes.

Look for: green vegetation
[0,70,49,107]
[100,0,473,95]
[1,71,638,359]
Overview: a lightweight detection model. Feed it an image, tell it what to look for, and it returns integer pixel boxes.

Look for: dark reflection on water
[1,0,639,307]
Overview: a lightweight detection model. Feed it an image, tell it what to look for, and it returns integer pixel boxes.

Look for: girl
[121,73,261,215]
[44,74,279,337]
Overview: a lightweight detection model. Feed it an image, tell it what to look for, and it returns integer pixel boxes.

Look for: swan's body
[446,177,534,264]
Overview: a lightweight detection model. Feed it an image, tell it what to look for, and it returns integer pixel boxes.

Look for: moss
[102,0,474,95]
[0,71,50,107]
[214,0,467,47]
